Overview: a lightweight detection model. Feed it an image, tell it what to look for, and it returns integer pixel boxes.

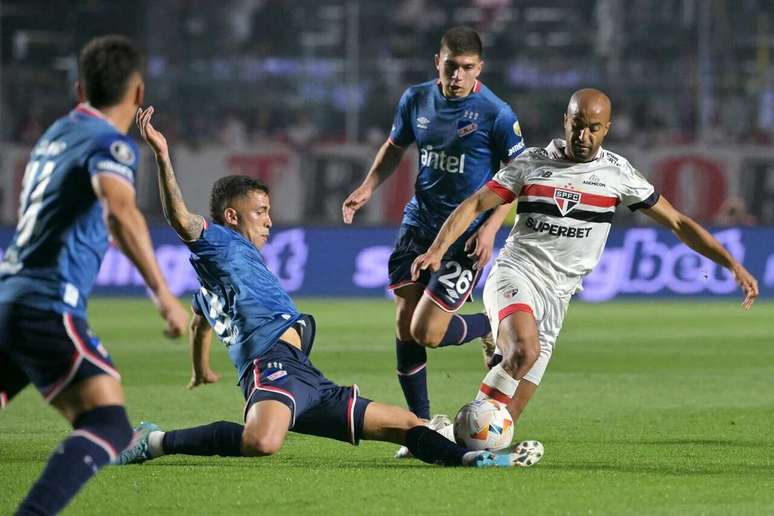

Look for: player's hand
[154,290,188,338]
[342,184,373,224]
[465,226,497,271]
[411,250,443,281]
[136,106,169,159]
[187,369,221,390]
[731,263,758,310]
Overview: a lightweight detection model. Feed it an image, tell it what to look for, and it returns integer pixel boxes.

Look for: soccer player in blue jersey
[0,36,189,515]
[116,106,542,470]
[342,27,525,431]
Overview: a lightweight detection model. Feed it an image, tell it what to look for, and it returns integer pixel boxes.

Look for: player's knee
[241,431,284,457]
[502,336,539,374]
[409,322,442,348]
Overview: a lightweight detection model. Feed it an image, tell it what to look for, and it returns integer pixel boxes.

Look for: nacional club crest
[553,188,581,216]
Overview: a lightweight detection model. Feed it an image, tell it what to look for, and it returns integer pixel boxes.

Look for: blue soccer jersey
[0,104,139,317]
[389,80,525,246]
[187,222,301,380]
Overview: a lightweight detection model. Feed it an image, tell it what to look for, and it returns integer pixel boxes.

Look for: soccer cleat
[480,332,497,369]
[114,421,160,465]
[507,440,544,467]
[470,440,544,468]
[394,414,453,459]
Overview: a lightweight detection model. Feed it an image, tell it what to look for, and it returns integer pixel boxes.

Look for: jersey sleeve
[86,133,139,186]
[388,88,415,147]
[486,160,527,203]
[492,107,525,163]
[185,221,232,262]
[620,162,659,211]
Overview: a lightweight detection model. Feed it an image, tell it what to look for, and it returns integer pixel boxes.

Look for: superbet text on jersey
[486,139,659,295]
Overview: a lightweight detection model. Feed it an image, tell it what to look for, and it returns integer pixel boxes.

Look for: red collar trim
[74,103,109,120]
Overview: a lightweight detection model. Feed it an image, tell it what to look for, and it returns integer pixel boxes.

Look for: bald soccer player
[411,88,758,428]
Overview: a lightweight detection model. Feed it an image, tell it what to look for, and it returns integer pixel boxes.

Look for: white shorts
[482,259,571,385]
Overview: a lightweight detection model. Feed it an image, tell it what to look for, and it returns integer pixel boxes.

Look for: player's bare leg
[507,379,539,424]
[497,311,540,382]
[51,374,125,422]
[476,311,540,419]
[394,284,423,342]
[17,375,132,515]
[409,294,455,347]
[241,400,292,456]
[361,402,424,444]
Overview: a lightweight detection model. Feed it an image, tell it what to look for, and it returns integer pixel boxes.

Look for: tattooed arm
[136,107,205,242]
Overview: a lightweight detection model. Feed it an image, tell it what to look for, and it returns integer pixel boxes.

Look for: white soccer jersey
[487,139,658,294]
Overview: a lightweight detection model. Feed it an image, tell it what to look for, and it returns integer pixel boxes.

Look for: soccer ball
[453,399,514,451]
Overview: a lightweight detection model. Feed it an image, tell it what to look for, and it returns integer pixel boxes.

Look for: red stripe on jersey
[498,303,534,321]
[473,80,482,93]
[520,184,618,208]
[486,180,516,203]
[478,384,512,404]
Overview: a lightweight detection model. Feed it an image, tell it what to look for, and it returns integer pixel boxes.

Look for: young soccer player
[116,106,543,469]
[341,27,525,444]
[0,36,188,515]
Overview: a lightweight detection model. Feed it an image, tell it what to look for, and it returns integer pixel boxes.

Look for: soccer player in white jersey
[411,88,759,428]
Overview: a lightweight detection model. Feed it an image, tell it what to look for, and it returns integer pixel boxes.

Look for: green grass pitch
[1,298,773,515]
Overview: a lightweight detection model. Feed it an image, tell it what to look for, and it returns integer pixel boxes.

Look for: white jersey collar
[546,138,603,161]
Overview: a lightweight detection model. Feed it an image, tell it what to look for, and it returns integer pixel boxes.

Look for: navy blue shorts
[239,342,372,445]
[0,303,119,408]
[387,224,481,312]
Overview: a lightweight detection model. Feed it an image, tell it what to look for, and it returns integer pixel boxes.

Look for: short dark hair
[79,35,144,109]
[440,26,483,57]
[210,175,270,224]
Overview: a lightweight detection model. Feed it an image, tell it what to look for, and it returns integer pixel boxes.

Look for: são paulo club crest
[553,188,581,216]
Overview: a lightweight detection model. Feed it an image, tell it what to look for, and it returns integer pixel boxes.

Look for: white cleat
[469,440,544,468]
[394,414,453,459]
[508,440,544,467]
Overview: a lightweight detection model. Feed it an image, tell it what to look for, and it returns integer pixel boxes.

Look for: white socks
[476,364,518,403]
[147,431,165,458]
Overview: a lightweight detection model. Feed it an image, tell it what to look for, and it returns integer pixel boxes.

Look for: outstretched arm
[342,139,406,224]
[187,312,220,389]
[642,196,759,309]
[136,107,205,242]
[411,186,505,280]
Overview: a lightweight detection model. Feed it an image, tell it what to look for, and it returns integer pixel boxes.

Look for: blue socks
[396,339,430,419]
[439,313,490,347]
[16,405,132,516]
[404,425,467,466]
[162,420,244,457]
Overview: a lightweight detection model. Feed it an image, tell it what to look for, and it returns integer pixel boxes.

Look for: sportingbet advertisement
[1,226,771,301]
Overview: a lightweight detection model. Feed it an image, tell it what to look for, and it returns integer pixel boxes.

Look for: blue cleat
[471,440,544,468]
[114,421,160,465]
